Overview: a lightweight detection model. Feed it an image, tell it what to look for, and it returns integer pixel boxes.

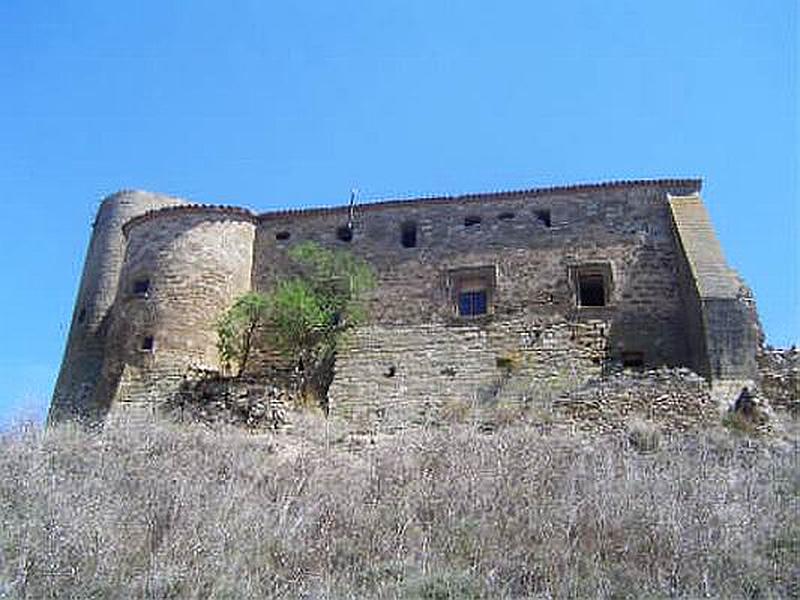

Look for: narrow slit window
[132,278,150,296]
[400,221,417,248]
[336,225,353,242]
[458,290,488,316]
[535,209,551,227]
[275,231,291,241]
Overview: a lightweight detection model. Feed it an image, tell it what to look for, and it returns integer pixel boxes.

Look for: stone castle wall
[250,181,703,421]
[93,208,256,413]
[49,191,187,421]
[49,179,763,422]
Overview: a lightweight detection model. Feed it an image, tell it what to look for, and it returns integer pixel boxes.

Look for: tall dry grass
[0,415,796,599]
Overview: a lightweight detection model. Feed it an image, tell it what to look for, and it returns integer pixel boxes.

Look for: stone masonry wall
[49,191,187,422]
[669,195,759,381]
[251,181,701,421]
[52,179,761,425]
[96,209,256,413]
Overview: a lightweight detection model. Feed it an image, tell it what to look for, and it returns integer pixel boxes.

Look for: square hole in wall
[132,278,150,296]
[570,263,612,308]
[140,336,155,352]
[535,209,551,227]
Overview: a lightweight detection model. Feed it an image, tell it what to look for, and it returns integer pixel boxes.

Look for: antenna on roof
[347,188,358,230]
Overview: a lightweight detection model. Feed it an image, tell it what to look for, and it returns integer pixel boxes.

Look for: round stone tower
[94,206,257,412]
[48,191,187,422]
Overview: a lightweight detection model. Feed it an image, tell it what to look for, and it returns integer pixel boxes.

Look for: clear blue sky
[0,1,797,425]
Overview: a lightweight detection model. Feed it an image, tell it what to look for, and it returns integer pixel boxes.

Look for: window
[448,265,496,318]
[535,209,551,227]
[498,211,515,221]
[458,290,488,316]
[571,263,612,307]
[336,225,353,242]
[140,336,155,351]
[77,307,87,324]
[275,230,291,241]
[400,221,417,248]
[132,278,150,296]
[464,215,482,227]
[578,274,606,306]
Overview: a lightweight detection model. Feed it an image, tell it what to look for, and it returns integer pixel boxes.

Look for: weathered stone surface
[759,347,799,413]
[48,179,769,427]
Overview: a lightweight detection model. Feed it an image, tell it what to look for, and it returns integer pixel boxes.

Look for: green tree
[216,291,270,376]
[215,242,376,407]
[267,242,376,407]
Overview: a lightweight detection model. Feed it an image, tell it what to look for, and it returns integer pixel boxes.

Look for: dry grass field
[0,413,797,599]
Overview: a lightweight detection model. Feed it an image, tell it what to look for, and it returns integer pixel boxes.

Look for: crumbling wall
[759,347,799,413]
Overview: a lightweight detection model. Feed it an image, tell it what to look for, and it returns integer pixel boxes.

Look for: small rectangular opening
[401,222,417,248]
[336,225,353,242]
[464,215,482,227]
[622,352,644,369]
[140,336,155,351]
[535,209,551,227]
[578,273,606,306]
[458,290,488,316]
[133,278,150,296]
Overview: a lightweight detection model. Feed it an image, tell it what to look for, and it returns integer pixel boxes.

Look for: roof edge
[118,178,703,233]
[122,203,257,236]
[257,178,703,221]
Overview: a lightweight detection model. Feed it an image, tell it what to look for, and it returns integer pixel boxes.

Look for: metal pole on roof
[347,188,358,230]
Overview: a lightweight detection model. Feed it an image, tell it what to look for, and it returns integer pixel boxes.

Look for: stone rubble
[553,366,718,433]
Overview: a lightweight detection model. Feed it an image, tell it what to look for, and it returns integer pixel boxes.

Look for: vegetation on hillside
[0,416,796,599]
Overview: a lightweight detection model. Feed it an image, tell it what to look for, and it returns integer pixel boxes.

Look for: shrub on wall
[217,242,376,408]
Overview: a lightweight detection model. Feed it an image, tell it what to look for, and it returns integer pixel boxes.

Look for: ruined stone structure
[49,179,762,424]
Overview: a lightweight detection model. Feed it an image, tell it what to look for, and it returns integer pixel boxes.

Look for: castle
[49,179,762,425]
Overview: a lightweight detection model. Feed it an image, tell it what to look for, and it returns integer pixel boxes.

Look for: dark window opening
[384,365,397,378]
[275,230,291,241]
[77,308,87,323]
[578,273,606,307]
[458,290,488,316]
[336,225,353,242]
[498,211,515,221]
[622,352,644,368]
[400,222,417,248]
[141,336,155,351]
[535,209,551,227]
[464,215,482,227]
[133,278,150,296]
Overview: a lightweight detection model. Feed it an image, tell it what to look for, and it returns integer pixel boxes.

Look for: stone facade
[49,179,764,423]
